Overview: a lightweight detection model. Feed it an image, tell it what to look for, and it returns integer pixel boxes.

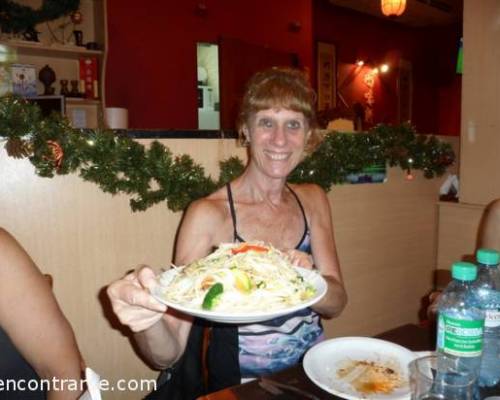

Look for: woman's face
[245,108,310,179]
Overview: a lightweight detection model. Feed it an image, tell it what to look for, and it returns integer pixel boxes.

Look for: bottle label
[485,309,500,328]
[437,314,484,357]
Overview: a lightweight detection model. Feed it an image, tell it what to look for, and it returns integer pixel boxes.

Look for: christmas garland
[0,0,80,33]
[0,95,455,212]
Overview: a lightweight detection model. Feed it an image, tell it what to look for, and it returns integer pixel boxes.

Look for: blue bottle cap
[476,248,500,266]
[451,261,477,281]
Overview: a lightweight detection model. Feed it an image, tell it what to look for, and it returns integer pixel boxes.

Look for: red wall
[313,1,461,135]
[105,0,313,129]
[106,0,461,135]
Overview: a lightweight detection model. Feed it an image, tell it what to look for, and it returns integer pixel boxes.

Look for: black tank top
[0,326,46,399]
[226,183,312,253]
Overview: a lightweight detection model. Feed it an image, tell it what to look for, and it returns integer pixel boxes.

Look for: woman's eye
[258,118,274,128]
[287,120,302,129]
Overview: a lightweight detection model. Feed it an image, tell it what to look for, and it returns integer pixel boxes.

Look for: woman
[107,67,347,396]
[0,228,84,399]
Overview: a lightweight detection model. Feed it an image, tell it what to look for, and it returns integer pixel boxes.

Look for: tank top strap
[285,184,310,248]
[226,183,245,243]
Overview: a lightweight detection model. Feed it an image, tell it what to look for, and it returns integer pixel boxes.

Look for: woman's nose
[272,125,287,146]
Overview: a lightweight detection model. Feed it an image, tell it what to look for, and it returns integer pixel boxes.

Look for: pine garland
[0,0,80,33]
[0,95,455,212]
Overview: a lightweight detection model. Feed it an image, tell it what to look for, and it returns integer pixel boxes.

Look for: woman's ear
[240,126,251,146]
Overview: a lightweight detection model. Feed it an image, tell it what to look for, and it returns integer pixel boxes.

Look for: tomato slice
[231,244,268,255]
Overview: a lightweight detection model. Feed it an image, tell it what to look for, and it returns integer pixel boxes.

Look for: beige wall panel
[460,0,500,205]
[324,167,444,338]
[436,202,485,271]
[0,136,453,398]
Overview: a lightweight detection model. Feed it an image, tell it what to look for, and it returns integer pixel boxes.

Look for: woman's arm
[0,229,83,400]
[303,185,348,319]
[108,198,223,369]
[108,266,189,369]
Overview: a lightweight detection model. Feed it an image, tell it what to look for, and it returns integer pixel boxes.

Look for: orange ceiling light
[381,0,407,17]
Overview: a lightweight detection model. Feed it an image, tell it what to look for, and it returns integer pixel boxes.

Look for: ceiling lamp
[381,0,407,17]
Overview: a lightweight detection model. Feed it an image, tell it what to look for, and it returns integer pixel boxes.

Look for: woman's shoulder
[185,187,229,222]
[288,183,328,202]
[288,183,331,221]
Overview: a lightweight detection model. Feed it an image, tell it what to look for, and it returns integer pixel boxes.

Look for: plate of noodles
[151,242,327,323]
[303,337,417,400]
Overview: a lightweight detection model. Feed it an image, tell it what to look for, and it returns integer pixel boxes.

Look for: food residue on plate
[336,359,405,396]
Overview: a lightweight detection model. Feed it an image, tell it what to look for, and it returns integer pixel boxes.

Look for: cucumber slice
[202,282,224,310]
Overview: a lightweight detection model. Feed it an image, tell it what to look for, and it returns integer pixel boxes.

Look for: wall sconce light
[381,0,407,17]
[288,21,302,33]
[354,60,390,74]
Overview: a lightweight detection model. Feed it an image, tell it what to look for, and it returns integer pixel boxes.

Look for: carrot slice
[231,244,268,254]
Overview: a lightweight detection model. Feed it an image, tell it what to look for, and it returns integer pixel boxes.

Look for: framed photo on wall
[316,42,336,110]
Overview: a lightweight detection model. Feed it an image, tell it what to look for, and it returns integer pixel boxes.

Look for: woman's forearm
[312,276,347,319]
[134,313,192,369]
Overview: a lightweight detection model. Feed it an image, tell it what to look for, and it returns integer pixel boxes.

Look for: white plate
[303,337,418,400]
[151,266,327,324]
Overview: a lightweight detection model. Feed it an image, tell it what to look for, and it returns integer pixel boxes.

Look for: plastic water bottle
[436,262,485,385]
[473,248,500,389]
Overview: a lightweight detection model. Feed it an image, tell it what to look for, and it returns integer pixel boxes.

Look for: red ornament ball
[71,11,83,24]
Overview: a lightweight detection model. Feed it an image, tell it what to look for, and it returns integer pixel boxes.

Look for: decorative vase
[38,65,56,95]
[73,30,83,46]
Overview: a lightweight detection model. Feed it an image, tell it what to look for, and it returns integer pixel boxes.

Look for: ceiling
[328,0,463,27]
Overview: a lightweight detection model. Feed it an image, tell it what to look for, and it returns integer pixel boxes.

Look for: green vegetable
[202,282,224,310]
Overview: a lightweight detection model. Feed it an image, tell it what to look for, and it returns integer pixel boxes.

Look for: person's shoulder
[289,183,331,221]
[185,187,228,223]
[0,228,11,241]
[487,199,500,214]
[289,183,328,203]
[0,228,18,251]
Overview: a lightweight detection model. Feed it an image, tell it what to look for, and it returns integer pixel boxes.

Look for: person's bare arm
[303,185,347,319]
[108,266,190,369]
[111,199,223,369]
[427,199,500,319]
[0,229,83,400]
[480,199,500,249]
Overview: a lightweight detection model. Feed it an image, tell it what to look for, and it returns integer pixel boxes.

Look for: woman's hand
[107,266,167,332]
[284,249,314,269]
[427,291,442,320]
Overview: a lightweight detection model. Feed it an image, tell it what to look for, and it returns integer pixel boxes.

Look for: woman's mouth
[265,151,290,161]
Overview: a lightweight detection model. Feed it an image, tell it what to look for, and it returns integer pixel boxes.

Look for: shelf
[0,40,103,59]
[66,98,101,105]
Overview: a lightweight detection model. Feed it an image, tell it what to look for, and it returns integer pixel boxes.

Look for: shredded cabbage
[157,242,317,312]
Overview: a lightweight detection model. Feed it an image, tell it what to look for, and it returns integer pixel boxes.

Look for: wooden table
[198,323,434,400]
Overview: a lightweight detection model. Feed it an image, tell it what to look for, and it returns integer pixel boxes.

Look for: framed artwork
[316,42,336,110]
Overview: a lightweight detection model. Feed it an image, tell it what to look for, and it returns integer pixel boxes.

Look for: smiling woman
[107,67,347,398]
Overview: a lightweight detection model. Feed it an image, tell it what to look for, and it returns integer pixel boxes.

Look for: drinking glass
[409,354,476,400]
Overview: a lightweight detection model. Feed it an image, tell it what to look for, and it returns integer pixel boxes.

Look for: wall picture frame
[316,42,336,111]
